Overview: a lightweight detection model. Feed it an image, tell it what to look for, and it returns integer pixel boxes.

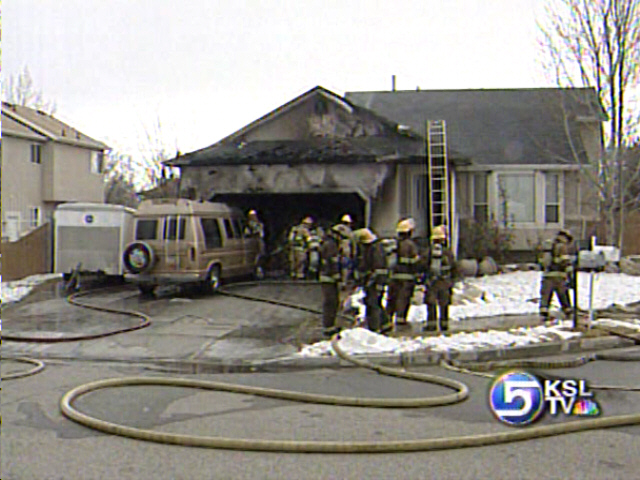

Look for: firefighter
[288,217,313,280]
[244,209,266,277]
[423,225,457,332]
[306,223,323,280]
[385,218,420,330]
[537,229,575,324]
[319,224,346,338]
[353,228,392,334]
[334,214,356,283]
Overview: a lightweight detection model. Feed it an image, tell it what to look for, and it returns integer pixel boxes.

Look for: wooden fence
[0,223,52,282]
[623,209,640,256]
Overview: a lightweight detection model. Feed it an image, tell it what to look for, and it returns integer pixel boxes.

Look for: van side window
[232,218,244,238]
[201,218,222,248]
[136,219,158,240]
[164,217,186,240]
[223,218,235,239]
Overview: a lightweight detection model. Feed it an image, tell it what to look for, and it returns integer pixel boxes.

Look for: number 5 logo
[489,371,544,426]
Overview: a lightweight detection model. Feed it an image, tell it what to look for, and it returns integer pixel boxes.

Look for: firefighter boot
[439,305,449,331]
[423,305,438,332]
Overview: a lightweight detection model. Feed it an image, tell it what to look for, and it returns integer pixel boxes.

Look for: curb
[1,332,635,374]
[151,334,636,373]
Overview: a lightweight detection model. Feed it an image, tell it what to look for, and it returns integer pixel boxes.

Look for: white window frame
[543,172,563,225]
[90,151,104,175]
[471,172,489,222]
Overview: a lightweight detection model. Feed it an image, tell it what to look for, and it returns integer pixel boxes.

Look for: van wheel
[139,284,155,297]
[203,265,221,293]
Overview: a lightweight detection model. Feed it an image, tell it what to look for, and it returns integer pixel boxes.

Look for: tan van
[122,199,259,295]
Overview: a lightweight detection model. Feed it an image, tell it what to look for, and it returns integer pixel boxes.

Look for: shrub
[458,218,514,263]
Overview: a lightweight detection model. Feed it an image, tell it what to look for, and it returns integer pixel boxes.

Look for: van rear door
[161,215,189,271]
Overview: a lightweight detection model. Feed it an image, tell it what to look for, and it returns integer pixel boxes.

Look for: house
[1,102,109,241]
[167,86,604,255]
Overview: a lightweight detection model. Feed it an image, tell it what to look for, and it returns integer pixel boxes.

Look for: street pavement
[1,351,639,480]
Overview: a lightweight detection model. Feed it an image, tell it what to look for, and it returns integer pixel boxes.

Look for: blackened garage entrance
[213,192,365,251]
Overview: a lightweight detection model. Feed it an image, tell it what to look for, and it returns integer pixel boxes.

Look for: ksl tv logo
[489,371,601,426]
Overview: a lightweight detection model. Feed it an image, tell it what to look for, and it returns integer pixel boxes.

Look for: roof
[169,136,449,167]
[167,85,467,167]
[54,202,136,214]
[345,88,605,166]
[1,102,109,150]
[136,198,240,216]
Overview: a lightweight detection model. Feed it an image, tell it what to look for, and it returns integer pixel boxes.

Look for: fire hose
[56,282,640,453]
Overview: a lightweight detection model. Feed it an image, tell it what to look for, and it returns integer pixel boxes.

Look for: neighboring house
[1,102,108,241]
[167,86,604,254]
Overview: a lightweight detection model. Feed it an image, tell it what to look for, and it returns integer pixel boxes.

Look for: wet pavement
[1,280,327,364]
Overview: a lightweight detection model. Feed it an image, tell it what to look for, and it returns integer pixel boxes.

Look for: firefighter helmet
[353,228,377,244]
[248,209,258,217]
[396,218,415,233]
[557,228,573,241]
[331,224,349,238]
[341,214,352,224]
[302,216,314,225]
[431,225,447,241]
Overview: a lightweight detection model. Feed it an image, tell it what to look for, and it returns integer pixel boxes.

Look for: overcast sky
[4,0,549,157]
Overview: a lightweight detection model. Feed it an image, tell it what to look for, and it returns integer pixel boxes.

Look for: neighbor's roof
[1,102,109,150]
[345,88,606,166]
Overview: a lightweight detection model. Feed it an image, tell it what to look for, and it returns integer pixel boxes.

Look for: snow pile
[449,271,640,320]
[1,273,62,305]
[298,323,583,357]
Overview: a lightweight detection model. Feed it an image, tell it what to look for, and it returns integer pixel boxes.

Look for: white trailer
[54,203,135,279]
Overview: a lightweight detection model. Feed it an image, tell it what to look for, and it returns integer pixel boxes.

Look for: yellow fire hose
[59,333,640,453]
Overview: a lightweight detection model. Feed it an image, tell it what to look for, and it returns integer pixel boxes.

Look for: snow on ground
[0,273,62,305]
[299,271,640,358]
[449,271,640,321]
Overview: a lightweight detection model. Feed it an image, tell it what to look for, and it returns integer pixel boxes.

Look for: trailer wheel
[123,242,156,274]
[138,284,156,297]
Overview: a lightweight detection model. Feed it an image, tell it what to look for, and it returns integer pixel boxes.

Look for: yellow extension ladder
[427,119,450,243]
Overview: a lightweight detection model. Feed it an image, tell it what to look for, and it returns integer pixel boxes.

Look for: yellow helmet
[248,209,257,217]
[431,225,447,241]
[341,214,352,224]
[302,216,314,225]
[353,228,377,244]
[396,218,414,233]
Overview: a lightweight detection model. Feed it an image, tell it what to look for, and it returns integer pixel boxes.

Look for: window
[29,207,41,228]
[232,218,244,238]
[164,217,186,240]
[90,151,104,174]
[135,219,158,240]
[473,173,488,222]
[545,173,560,223]
[497,173,535,223]
[223,218,235,239]
[31,144,42,164]
[201,218,222,249]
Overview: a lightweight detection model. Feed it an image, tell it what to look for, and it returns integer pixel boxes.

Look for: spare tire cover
[123,242,156,274]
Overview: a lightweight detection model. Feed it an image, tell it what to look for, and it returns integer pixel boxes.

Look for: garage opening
[213,192,365,250]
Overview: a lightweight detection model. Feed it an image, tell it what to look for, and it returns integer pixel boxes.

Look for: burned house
[168,86,465,251]
[168,85,604,255]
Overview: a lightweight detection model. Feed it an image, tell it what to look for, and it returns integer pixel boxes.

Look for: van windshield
[136,219,158,240]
